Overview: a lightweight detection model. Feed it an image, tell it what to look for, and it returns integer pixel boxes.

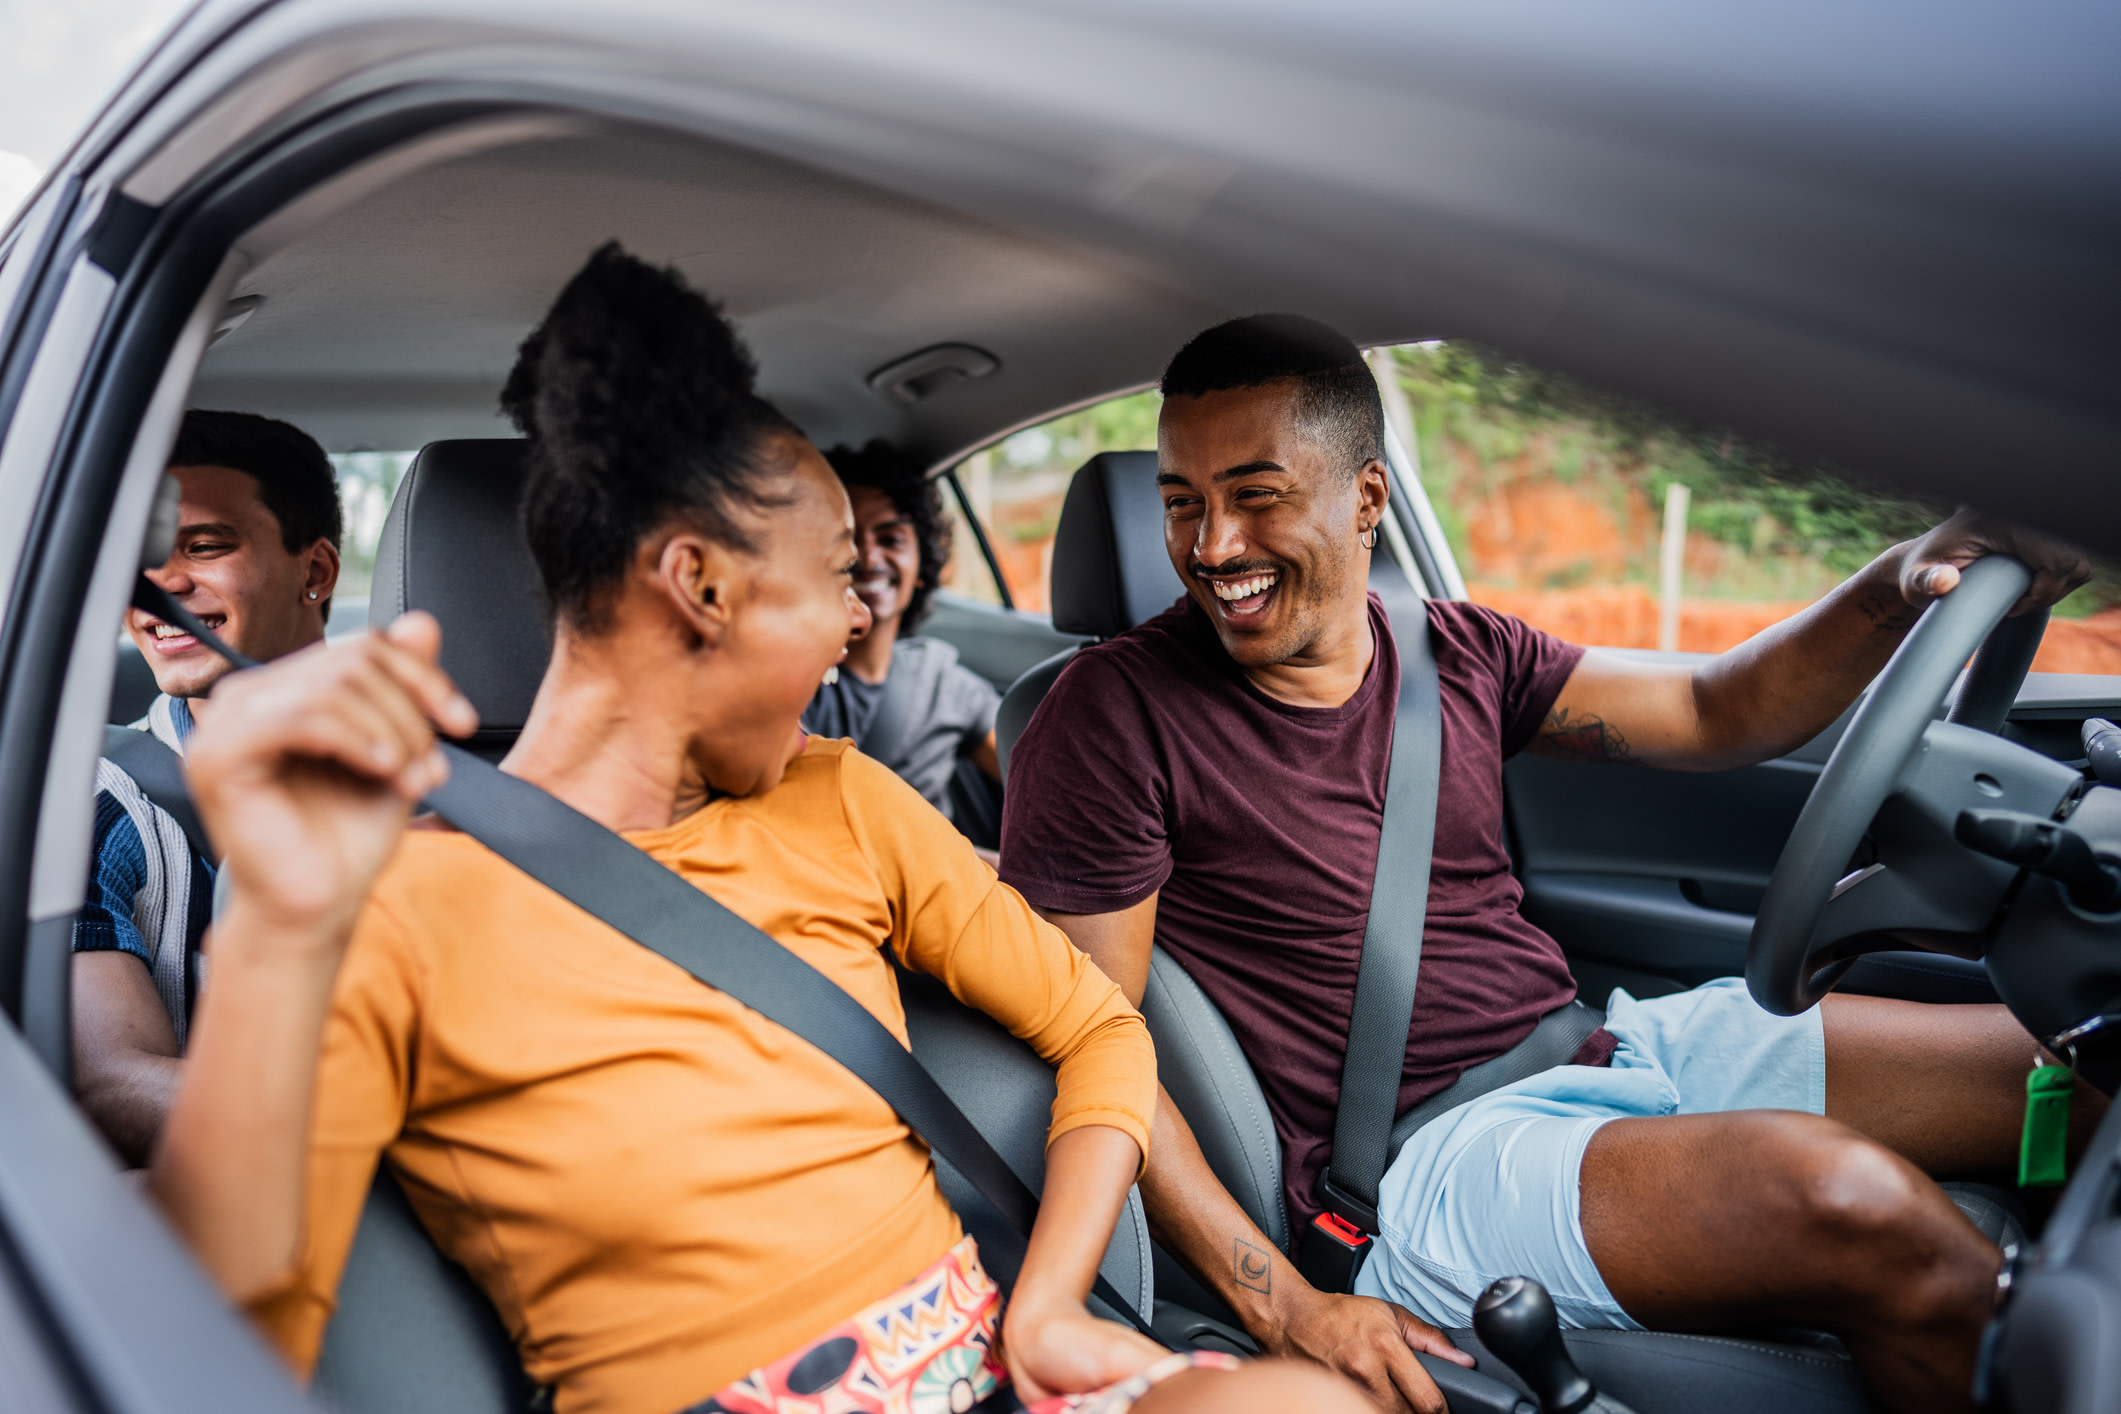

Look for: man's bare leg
[1579,1111,1997,1414]
[1577,997,2116,1414]
[1819,996,2108,1173]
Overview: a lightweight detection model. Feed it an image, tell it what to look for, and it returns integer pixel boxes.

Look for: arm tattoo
[1855,591,1919,633]
[1234,1237,1273,1294]
[1535,706,1638,764]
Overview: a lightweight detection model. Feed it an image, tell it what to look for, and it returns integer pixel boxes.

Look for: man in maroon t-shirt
[999,315,2094,1414]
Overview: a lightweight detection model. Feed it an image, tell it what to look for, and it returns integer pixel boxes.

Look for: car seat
[312,440,1154,1413]
[993,450,2041,1414]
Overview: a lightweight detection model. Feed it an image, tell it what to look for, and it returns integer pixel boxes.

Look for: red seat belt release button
[1316,1211,1368,1246]
[1299,1211,1374,1294]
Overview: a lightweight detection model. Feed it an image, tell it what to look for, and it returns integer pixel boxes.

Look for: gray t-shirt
[803,635,1000,818]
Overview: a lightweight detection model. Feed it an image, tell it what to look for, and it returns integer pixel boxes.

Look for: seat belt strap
[1319,594,1441,1235]
[423,743,1160,1340]
[858,653,918,769]
[1384,1000,1604,1159]
[99,724,213,862]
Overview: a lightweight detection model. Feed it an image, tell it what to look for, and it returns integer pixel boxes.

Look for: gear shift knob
[1474,1277,1598,1414]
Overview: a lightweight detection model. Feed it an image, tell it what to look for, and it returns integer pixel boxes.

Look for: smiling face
[130,463,338,697]
[1156,380,1386,671]
[665,435,874,797]
[846,483,922,633]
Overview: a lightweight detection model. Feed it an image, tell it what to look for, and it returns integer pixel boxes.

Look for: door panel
[1509,757,1820,896]
[1506,669,2121,996]
[0,1017,306,1413]
[1521,872,1755,988]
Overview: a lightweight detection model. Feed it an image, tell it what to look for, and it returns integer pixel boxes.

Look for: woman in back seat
[149,245,1363,1414]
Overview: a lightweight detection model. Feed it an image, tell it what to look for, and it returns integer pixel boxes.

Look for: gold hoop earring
[1360,527,1378,549]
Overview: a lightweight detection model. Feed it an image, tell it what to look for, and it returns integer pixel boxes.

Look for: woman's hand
[1000,1289,1163,1403]
[998,1124,1164,1401]
[154,613,476,1300]
[188,612,478,941]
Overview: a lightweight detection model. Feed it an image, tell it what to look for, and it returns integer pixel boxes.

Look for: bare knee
[1779,1117,1996,1327]
[1782,1118,1925,1238]
[1134,1358,1371,1414]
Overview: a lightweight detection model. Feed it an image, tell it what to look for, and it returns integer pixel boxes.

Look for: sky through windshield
[0,0,188,219]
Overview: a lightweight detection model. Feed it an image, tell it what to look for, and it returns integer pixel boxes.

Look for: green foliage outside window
[1380,342,2117,616]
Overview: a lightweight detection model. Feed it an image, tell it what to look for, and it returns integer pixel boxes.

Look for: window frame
[938,465,1015,611]
[0,93,570,1414]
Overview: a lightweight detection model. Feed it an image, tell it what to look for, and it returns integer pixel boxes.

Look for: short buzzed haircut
[169,409,343,620]
[1159,314,1386,480]
[170,409,343,554]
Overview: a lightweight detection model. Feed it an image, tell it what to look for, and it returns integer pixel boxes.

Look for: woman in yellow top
[148,247,1365,1414]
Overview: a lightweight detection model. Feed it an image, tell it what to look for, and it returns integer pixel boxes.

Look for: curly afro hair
[824,440,954,630]
[500,242,800,630]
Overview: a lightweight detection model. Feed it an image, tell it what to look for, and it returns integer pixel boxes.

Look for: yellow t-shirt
[247,739,1154,1414]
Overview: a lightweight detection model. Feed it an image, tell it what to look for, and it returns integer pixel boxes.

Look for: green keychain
[2019,1061,2074,1188]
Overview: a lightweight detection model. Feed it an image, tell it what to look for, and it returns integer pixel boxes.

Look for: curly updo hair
[501,242,800,630]
[824,440,953,630]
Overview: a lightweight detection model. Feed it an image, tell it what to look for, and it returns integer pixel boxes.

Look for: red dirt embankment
[1456,466,2121,673]
[1468,584,2121,675]
[972,461,2121,673]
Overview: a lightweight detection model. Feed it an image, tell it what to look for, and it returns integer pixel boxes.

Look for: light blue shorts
[1352,978,1826,1330]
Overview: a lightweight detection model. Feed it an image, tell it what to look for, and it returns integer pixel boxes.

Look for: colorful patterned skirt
[684,1236,1237,1414]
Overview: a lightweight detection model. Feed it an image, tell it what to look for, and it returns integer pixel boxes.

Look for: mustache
[1189,557,1282,580]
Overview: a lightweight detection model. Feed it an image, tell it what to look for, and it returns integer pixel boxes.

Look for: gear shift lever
[1474,1277,1638,1414]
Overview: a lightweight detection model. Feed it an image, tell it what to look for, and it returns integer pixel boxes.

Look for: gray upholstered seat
[369,439,549,760]
[996,449,1183,779]
[316,440,1154,1413]
[315,1173,533,1414]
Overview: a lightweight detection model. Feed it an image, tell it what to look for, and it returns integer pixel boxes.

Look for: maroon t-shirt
[999,594,1584,1231]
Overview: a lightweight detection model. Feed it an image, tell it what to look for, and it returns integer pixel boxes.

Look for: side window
[937,465,1006,608]
[327,451,416,634]
[942,389,1162,614]
[1373,341,2121,672]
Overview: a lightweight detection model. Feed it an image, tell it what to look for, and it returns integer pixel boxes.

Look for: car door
[1361,336,2121,1007]
[0,152,311,1414]
[1506,671,2121,1006]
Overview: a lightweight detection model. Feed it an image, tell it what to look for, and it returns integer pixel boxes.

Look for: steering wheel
[1747,556,2045,1015]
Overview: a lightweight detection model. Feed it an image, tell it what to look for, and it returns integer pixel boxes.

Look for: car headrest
[1049,451,1188,638]
[371,440,549,746]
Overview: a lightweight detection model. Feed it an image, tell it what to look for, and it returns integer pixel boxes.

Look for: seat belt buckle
[1302,1171,1379,1292]
[1298,1209,1374,1294]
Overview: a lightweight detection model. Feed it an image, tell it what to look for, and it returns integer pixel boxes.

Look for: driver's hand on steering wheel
[1896,509,2091,617]
[1267,1286,1472,1414]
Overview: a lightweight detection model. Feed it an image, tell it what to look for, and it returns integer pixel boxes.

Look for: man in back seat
[999,314,2102,1414]
[72,408,341,1164]
[802,440,1004,848]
